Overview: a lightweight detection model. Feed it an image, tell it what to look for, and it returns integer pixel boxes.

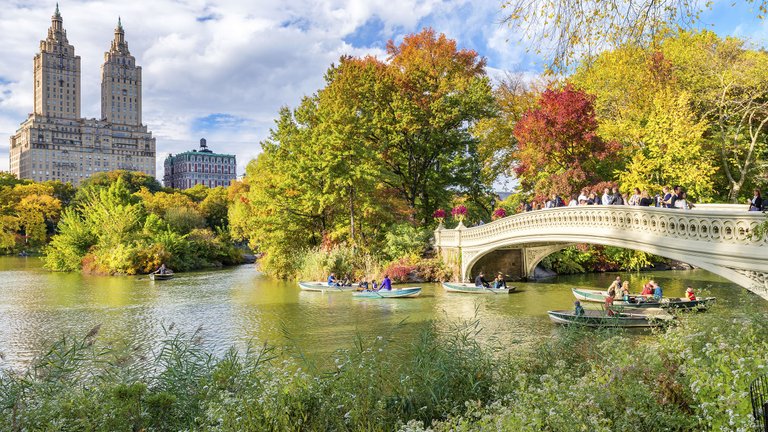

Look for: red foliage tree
[512,84,620,196]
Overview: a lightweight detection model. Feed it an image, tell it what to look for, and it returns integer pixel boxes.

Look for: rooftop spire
[117,16,122,30]
[55,3,60,17]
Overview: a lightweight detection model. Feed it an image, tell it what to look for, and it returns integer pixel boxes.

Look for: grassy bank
[2,305,766,431]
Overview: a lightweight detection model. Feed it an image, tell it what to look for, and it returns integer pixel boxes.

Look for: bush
[382,223,431,261]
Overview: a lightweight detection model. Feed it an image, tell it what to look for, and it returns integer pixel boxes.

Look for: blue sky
[1,0,767,178]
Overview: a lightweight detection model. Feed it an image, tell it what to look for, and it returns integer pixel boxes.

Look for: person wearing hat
[685,286,696,301]
[574,300,584,316]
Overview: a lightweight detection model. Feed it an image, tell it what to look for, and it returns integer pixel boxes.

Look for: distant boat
[149,273,174,281]
[548,309,674,328]
[571,287,715,310]
[353,287,422,298]
[298,281,358,292]
[442,282,516,294]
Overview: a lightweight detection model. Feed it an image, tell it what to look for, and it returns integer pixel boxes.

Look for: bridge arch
[435,205,768,299]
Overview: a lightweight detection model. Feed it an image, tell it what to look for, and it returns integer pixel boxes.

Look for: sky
[0,0,767,179]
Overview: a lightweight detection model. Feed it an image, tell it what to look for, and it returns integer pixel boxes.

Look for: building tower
[33,3,81,118]
[101,17,142,125]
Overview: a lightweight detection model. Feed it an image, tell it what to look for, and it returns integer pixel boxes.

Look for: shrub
[382,223,431,261]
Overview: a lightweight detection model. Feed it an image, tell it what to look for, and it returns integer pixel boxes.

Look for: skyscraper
[9,5,156,185]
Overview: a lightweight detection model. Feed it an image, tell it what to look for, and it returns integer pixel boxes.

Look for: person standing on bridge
[639,190,654,206]
[628,188,641,206]
[611,187,624,205]
[749,189,763,211]
[660,186,673,208]
[602,188,613,205]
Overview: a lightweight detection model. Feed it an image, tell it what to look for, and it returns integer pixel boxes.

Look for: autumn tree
[512,84,620,195]
[501,0,768,71]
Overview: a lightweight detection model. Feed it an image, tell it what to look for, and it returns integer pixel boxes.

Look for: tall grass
[2,306,767,431]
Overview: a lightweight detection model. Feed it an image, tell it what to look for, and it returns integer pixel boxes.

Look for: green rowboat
[548,309,674,328]
[298,282,358,292]
[442,282,516,294]
[571,288,715,310]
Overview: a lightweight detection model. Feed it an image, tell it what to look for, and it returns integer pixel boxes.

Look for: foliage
[499,0,768,72]
[0,173,64,252]
[44,175,242,274]
[382,223,430,261]
[542,244,657,274]
[617,91,717,200]
[513,84,621,196]
[381,256,453,283]
[231,29,497,278]
[4,306,768,431]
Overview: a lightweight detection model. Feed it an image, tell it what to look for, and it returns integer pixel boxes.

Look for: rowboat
[548,309,674,328]
[298,282,358,292]
[149,273,174,281]
[353,287,422,298]
[442,282,516,294]
[571,288,716,310]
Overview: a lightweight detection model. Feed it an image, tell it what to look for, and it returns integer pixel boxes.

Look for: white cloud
[0,0,535,177]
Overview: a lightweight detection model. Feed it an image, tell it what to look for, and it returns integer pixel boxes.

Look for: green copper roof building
[163,138,236,189]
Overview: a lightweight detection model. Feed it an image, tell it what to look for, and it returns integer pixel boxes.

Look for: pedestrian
[669,186,683,209]
[749,189,763,211]
[568,194,578,207]
[602,188,613,205]
[587,192,598,205]
[639,190,654,206]
[660,186,672,208]
[578,188,588,203]
[611,187,624,205]
[628,188,641,206]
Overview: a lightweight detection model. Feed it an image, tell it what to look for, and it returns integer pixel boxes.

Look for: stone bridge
[434,205,768,300]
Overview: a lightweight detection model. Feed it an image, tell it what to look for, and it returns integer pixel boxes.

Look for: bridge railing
[435,205,768,249]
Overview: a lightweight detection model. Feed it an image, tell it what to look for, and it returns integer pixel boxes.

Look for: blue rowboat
[548,309,674,328]
[298,281,357,292]
[353,287,422,298]
[442,282,516,294]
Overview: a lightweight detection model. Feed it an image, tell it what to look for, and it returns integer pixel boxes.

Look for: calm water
[0,256,765,368]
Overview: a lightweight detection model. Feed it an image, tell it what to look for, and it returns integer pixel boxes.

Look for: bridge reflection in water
[435,204,768,299]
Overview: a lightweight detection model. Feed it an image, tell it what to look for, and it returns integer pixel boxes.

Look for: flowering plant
[451,205,468,222]
[432,208,446,224]
[492,208,507,220]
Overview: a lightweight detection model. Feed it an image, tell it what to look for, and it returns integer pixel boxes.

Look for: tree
[617,91,717,199]
[500,0,768,71]
[375,29,495,220]
[662,31,768,201]
[512,84,621,195]
[474,74,541,190]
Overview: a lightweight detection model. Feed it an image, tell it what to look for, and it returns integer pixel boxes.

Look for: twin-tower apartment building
[9,6,155,185]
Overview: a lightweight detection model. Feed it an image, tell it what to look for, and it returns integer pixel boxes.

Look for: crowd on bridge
[520,186,765,212]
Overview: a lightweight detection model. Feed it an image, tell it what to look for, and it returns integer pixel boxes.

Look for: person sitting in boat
[358,277,369,291]
[371,280,378,291]
[604,295,615,316]
[493,273,507,289]
[620,281,631,302]
[574,300,584,316]
[155,263,168,275]
[607,276,622,297]
[685,286,696,301]
[340,274,352,286]
[380,275,392,291]
[327,273,339,286]
[607,284,617,300]
[640,282,653,297]
[475,272,490,288]
[652,282,663,300]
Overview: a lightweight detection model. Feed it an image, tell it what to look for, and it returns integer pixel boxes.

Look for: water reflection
[0,256,765,369]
